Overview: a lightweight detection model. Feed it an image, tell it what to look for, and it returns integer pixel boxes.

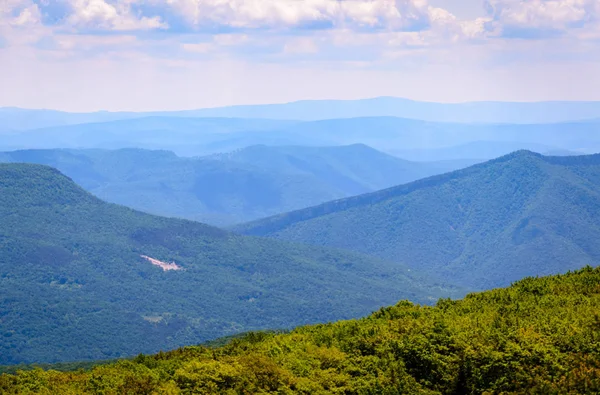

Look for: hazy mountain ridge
[2,114,599,159]
[4,97,600,128]
[0,117,305,156]
[0,146,474,226]
[175,97,600,123]
[278,116,600,156]
[206,144,478,195]
[236,151,600,289]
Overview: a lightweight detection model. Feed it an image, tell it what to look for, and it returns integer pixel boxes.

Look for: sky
[1,0,600,111]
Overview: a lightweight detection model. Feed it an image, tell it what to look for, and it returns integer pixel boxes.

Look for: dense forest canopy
[1,266,599,394]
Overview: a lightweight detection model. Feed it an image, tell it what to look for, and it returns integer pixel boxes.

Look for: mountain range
[0,145,477,225]
[0,163,462,365]
[2,115,599,159]
[4,97,600,130]
[0,117,309,155]
[236,151,600,289]
[2,97,600,376]
[276,117,600,157]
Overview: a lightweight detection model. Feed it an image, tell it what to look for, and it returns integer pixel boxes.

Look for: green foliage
[237,151,600,289]
[0,360,118,375]
[0,163,460,365]
[0,146,472,226]
[0,331,280,375]
[2,267,600,394]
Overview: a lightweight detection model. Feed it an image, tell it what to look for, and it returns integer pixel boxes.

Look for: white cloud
[0,0,28,15]
[10,3,41,26]
[164,0,332,29]
[1,0,41,27]
[85,0,600,41]
[459,17,490,39]
[66,0,167,30]
[340,0,431,30]
[138,0,443,31]
[484,0,600,38]
[154,0,333,29]
[0,0,48,48]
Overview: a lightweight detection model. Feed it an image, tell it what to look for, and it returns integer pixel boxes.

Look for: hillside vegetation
[237,151,600,289]
[0,163,460,365]
[0,146,472,225]
[1,266,599,394]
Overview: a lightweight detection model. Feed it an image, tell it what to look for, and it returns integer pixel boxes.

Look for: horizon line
[4,96,600,114]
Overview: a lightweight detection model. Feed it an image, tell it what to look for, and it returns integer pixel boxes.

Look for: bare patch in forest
[142,316,164,323]
[140,255,182,271]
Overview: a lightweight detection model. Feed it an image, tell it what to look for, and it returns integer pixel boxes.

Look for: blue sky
[1,0,600,111]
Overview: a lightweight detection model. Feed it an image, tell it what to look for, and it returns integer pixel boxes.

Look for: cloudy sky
[1,0,600,111]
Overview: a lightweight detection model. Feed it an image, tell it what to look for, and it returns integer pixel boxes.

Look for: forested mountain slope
[237,151,600,289]
[0,146,473,225]
[2,267,599,394]
[0,164,460,365]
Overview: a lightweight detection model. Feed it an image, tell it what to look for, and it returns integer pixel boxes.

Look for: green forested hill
[2,266,599,394]
[0,146,474,225]
[0,163,461,365]
[237,151,600,289]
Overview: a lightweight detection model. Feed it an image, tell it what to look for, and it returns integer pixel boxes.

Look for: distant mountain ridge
[2,114,599,159]
[175,97,600,123]
[207,144,479,195]
[0,163,461,364]
[236,151,600,289]
[4,97,600,129]
[0,146,476,226]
